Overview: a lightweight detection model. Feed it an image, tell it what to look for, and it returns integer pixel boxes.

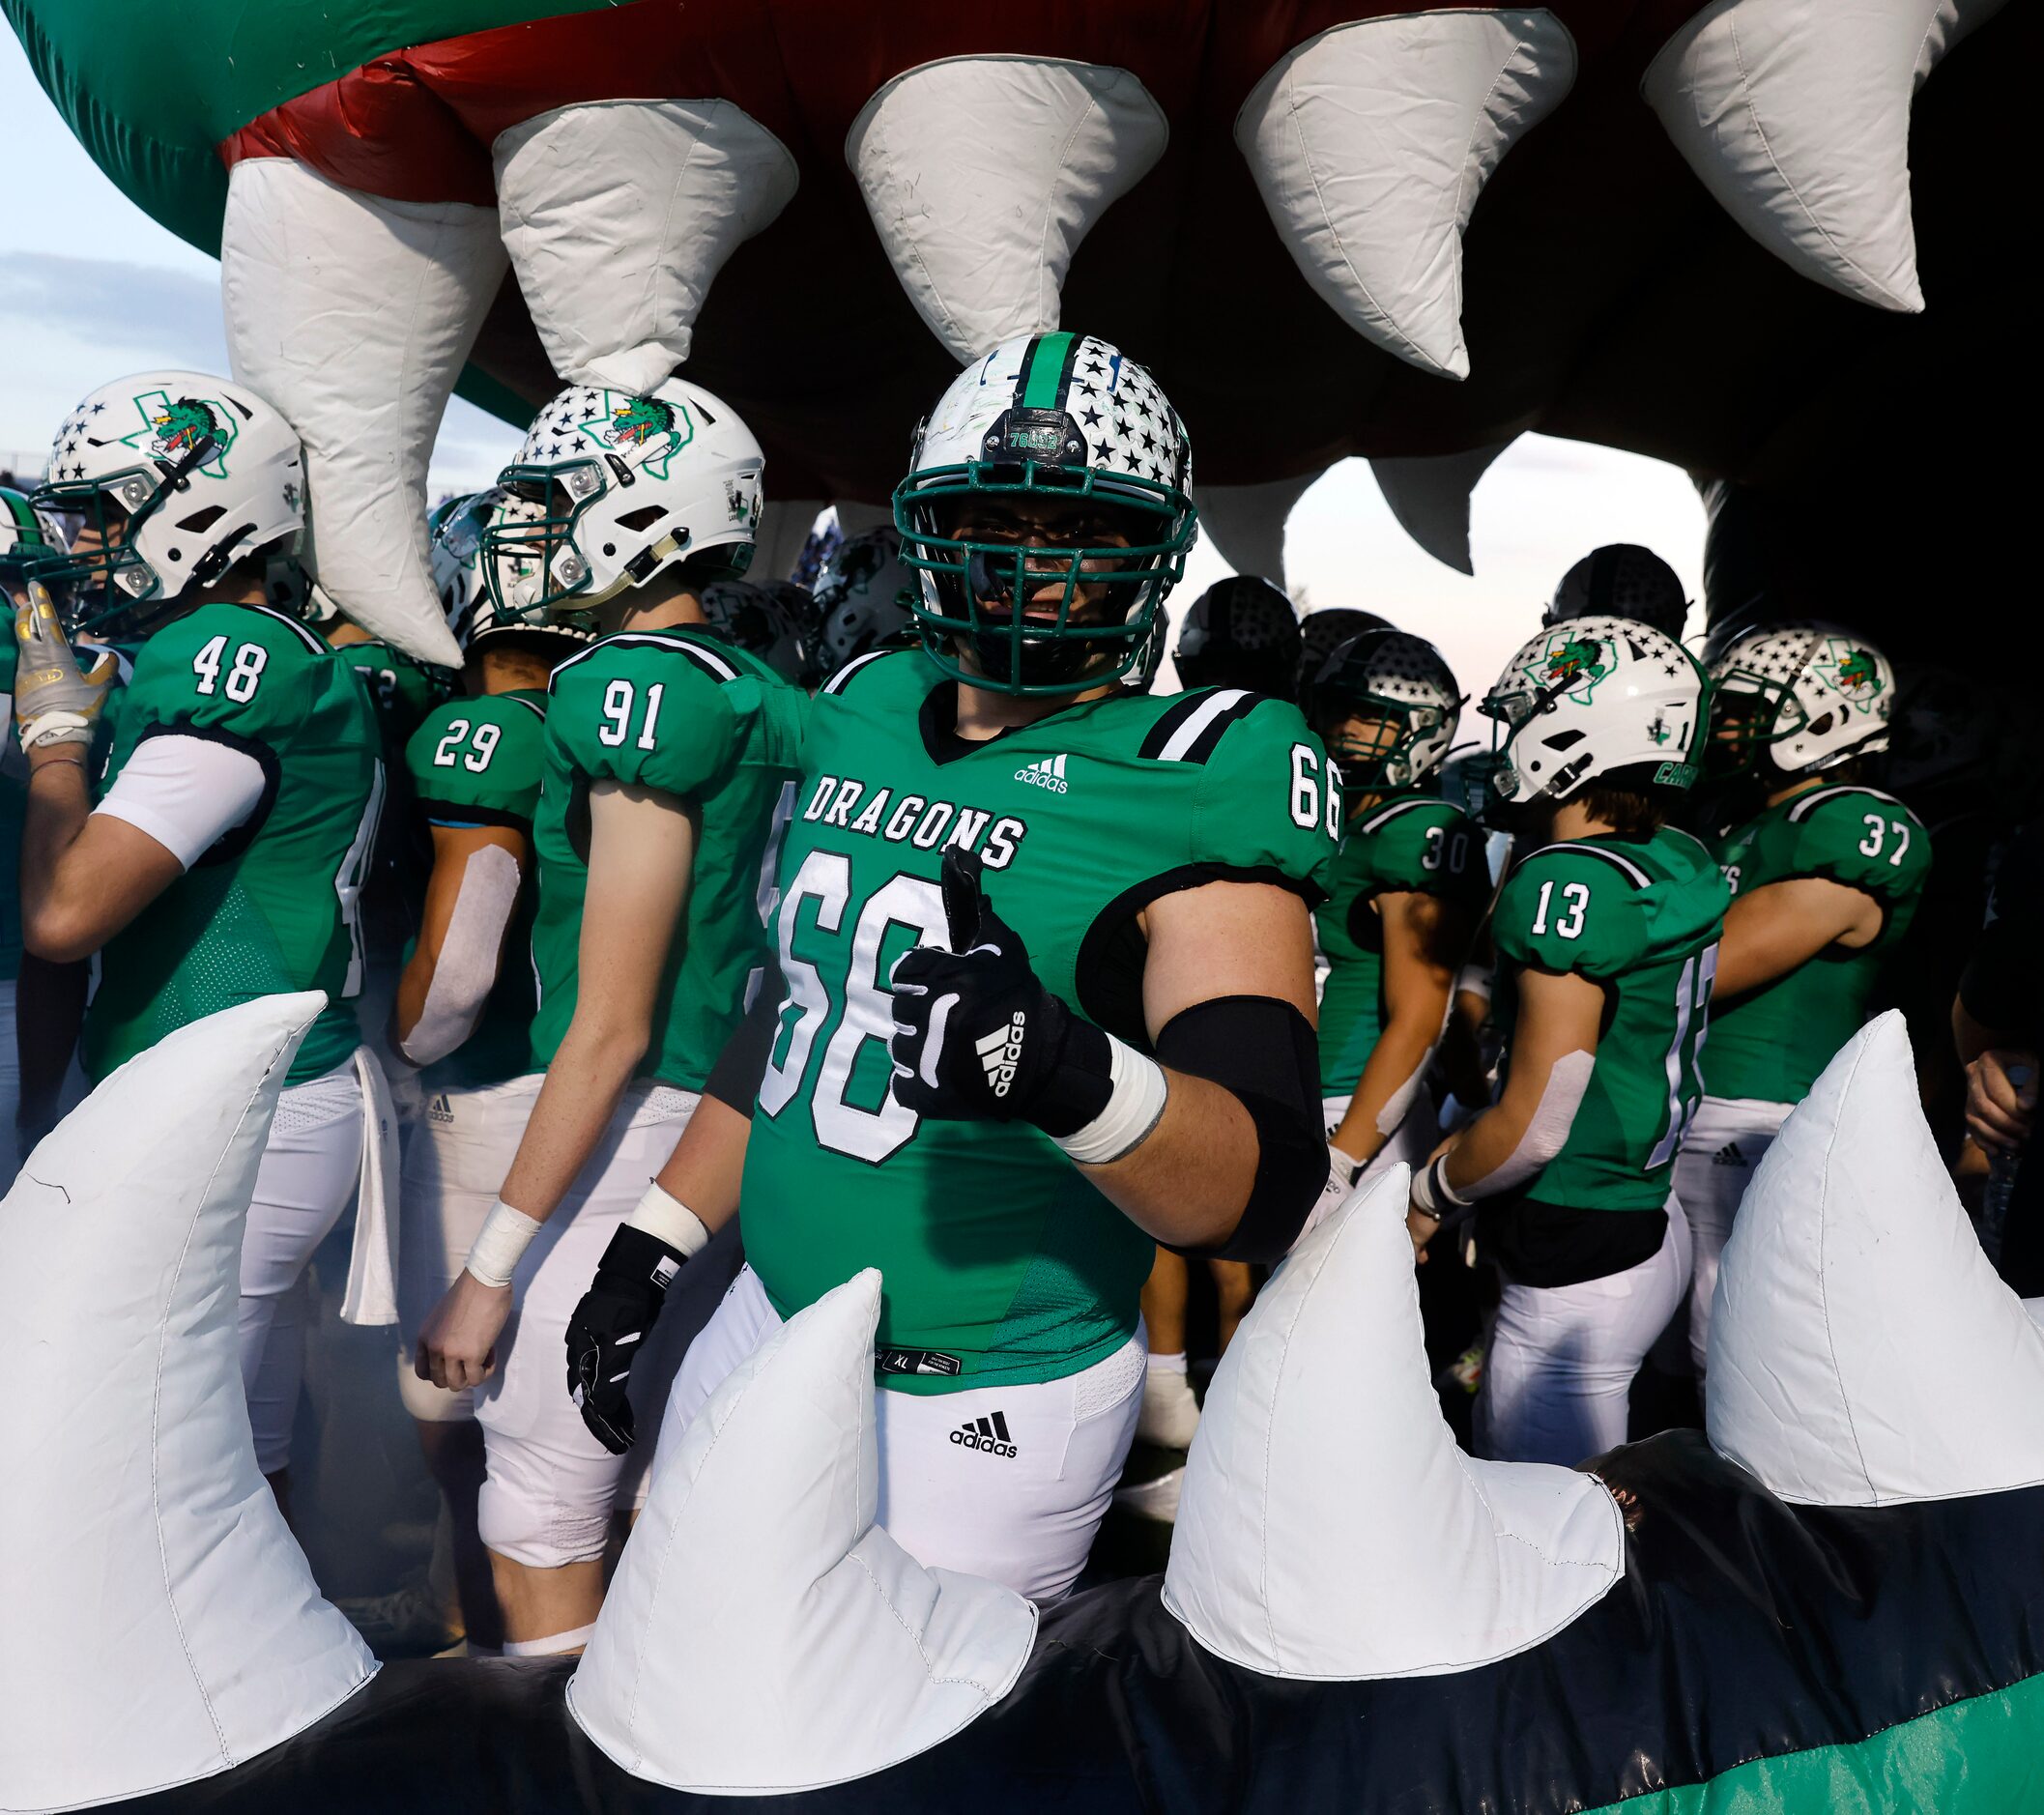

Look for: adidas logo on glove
[950,1410,1018,1457]
[976,1014,1026,1097]
[1015,753,1070,793]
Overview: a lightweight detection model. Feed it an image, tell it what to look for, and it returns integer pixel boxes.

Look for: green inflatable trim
[1589,1672,2044,1814]
[2,0,590,428]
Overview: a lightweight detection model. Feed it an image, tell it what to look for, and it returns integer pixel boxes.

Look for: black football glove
[565,1224,686,1455]
[887,846,1112,1136]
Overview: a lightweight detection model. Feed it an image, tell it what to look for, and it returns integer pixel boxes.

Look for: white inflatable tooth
[1164,1167,1624,1679]
[1238,12,1577,381]
[0,994,375,1814]
[1370,439,1515,574]
[569,1269,1035,1793]
[849,56,1168,361]
[1192,468,1325,592]
[1644,0,2007,313]
[494,99,798,394]
[1709,1011,2044,1505]
[221,158,502,670]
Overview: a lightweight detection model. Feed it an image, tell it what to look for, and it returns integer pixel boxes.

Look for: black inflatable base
[117,1432,2044,1814]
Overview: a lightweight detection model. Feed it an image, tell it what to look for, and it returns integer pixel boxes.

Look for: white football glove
[12,581,115,751]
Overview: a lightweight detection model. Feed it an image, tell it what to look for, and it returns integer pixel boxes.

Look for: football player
[1302,630,1485,1185]
[413,378,805,1656]
[1543,544,1690,644]
[810,525,915,677]
[12,371,383,1510]
[1172,574,1301,698]
[1672,624,1925,1374]
[374,501,597,1654]
[577,332,1340,1601]
[1296,605,1392,700]
[1411,618,1725,1466]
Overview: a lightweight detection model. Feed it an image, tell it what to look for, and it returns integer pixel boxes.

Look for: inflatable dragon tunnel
[4,0,2034,668]
[2,997,2040,1813]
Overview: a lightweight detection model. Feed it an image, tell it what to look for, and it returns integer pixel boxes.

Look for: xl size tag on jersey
[877,1346,964,1378]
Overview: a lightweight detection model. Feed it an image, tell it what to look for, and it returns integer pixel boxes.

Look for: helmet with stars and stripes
[893,331,1196,696]
[1483,616,1708,806]
[28,369,304,640]
[481,378,763,626]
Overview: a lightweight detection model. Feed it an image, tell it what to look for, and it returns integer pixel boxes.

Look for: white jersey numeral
[1531,879,1589,939]
[597,678,666,750]
[1648,940,1718,1170]
[1858,811,1913,866]
[332,762,387,999]
[191,635,268,703]
[759,852,947,1163]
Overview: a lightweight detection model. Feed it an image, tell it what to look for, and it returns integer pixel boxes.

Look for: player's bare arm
[1713,873,1882,1000]
[1330,888,1466,1164]
[1413,965,1603,1255]
[392,821,529,1064]
[417,780,696,1392]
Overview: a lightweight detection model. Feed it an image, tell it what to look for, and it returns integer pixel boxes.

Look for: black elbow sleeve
[1153,994,1328,1263]
[705,971,784,1117]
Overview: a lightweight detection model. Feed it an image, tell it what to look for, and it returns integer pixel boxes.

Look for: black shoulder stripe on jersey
[242,602,330,656]
[129,718,281,868]
[1786,783,1908,824]
[1137,687,1262,763]
[820,648,895,697]
[1360,794,1441,836]
[416,798,532,835]
[503,693,546,722]
[1525,841,1653,888]
[548,631,739,688]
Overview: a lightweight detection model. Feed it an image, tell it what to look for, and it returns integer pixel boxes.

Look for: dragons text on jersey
[743,654,1339,1396]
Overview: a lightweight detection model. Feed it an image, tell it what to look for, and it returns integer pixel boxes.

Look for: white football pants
[1671,1095,1794,1378]
[394,1077,530,1423]
[1475,1204,1691,1468]
[651,1265,1145,1603]
[239,1057,366,1475]
[474,1076,699,1570]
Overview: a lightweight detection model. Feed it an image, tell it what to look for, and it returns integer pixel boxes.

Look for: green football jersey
[1492,827,1729,1212]
[1317,792,1488,1095]
[86,601,384,1085]
[742,654,1342,1394]
[404,688,549,1092]
[529,628,808,1089]
[1704,783,1930,1103]
[332,638,452,757]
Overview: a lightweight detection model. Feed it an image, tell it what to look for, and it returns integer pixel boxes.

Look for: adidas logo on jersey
[427,1093,453,1125]
[977,1015,1025,1097]
[1015,753,1070,793]
[950,1410,1018,1458]
[1712,1141,1747,1167]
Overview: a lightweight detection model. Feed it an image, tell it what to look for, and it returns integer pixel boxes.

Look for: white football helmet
[813,526,915,671]
[431,487,592,657]
[30,369,303,636]
[1303,628,1464,795]
[1484,616,1706,805]
[1706,621,1894,780]
[894,331,1195,695]
[481,379,763,622]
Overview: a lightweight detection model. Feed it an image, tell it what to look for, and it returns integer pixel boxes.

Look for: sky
[0,26,1704,725]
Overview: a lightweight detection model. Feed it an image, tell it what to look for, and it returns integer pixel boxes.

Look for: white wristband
[1409,1155,1470,1221]
[625,1180,711,1258]
[464,1198,543,1288]
[1455,963,1494,1005]
[1053,1035,1168,1167]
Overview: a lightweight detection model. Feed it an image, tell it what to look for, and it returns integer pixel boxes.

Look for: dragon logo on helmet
[1523,632,1611,703]
[117,389,236,478]
[1814,636,1886,713]
[567,390,692,479]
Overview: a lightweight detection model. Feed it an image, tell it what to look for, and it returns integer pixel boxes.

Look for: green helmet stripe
[1019,331,1077,410]
[2,490,38,538]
